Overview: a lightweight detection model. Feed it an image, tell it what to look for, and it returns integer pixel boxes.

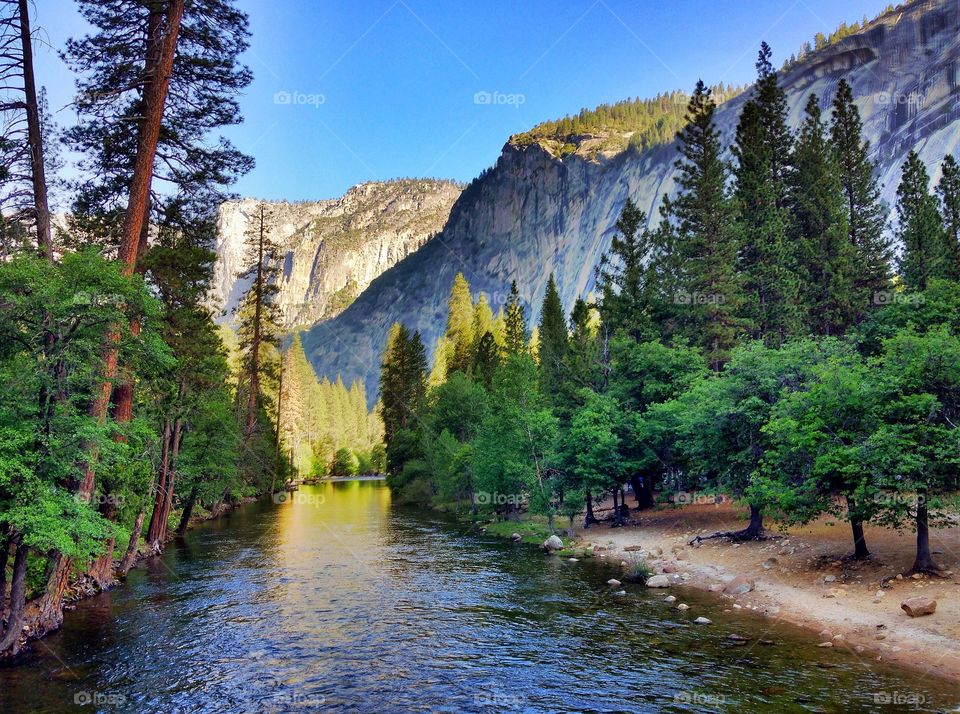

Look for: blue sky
[37,0,886,204]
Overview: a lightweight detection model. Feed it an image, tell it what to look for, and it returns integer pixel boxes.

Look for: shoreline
[9,494,266,661]
[498,500,960,685]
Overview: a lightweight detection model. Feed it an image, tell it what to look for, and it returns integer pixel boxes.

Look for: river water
[1,481,958,713]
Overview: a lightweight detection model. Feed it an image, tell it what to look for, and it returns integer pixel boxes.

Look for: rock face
[901,596,937,617]
[209,179,461,328]
[304,0,960,401]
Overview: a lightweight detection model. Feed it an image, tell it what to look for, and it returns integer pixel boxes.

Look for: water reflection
[0,482,957,713]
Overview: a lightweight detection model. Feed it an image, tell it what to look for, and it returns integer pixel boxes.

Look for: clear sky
[36,0,888,204]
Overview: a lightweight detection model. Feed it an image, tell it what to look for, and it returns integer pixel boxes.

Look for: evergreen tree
[790,94,857,335]
[936,154,960,277]
[536,274,568,401]
[471,331,501,389]
[234,203,282,442]
[443,272,474,375]
[378,324,427,446]
[896,151,948,291]
[663,80,744,368]
[830,79,891,309]
[471,292,495,343]
[733,43,801,344]
[595,198,653,341]
[503,280,528,354]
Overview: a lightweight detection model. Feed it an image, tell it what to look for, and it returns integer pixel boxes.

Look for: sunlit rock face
[208,179,462,328]
[303,0,960,403]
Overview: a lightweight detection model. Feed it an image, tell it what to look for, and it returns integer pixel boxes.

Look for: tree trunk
[0,528,8,601]
[146,418,172,550]
[177,486,198,535]
[0,539,28,656]
[845,496,869,559]
[583,492,597,528]
[17,0,52,258]
[156,417,183,544]
[244,206,266,442]
[118,0,185,267]
[745,503,764,538]
[118,507,146,576]
[912,496,941,573]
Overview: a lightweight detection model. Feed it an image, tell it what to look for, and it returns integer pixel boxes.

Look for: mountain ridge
[302,0,960,405]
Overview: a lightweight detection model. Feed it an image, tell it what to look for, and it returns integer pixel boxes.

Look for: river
[1,481,957,713]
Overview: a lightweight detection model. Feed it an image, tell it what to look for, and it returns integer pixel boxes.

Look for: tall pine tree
[537,274,568,401]
[733,43,801,344]
[503,280,528,354]
[790,94,856,335]
[829,78,891,310]
[896,151,948,291]
[595,198,654,341]
[662,80,744,369]
[936,154,960,277]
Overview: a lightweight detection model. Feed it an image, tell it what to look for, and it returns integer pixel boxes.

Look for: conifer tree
[378,323,427,444]
[791,94,857,335]
[472,331,501,389]
[830,79,891,309]
[471,293,495,343]
[235,203,282,442]
[595,198,654,341]
[536,274,568,401]
[503,280,528,354]
[443,272,474,375]
[733,43,800,344]
[664,80,744,368]
[936,154,960,277]
[896,151,948,291]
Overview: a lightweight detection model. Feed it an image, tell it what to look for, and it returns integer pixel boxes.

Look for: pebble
[607,579,622,587]
[664,595,677,603]
[694,617,712,625]
[677,603,690,611]
[818,642,834,648]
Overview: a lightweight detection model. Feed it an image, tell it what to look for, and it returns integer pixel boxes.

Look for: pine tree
[471,292,495,343]
[443,272,474,375]
[472,331,501,389]
[378,323,427,444]
[235,202,282,442]
[830,79,891,309]
[936,155,960,277]
[664,80,744,369]
[64,0,252,249]
[896,151,948,291]
[503,280,528,354]
[790,94,857,335]
[595,198,654,340]
[537,274,568,401]
[733,43,801,345]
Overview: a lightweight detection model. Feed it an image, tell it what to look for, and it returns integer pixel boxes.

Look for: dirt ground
[579,498,960,683]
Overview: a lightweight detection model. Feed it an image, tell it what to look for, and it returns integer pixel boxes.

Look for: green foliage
[897,151,951,290]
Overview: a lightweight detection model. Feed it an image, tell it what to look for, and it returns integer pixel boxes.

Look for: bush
[330,448,359,478]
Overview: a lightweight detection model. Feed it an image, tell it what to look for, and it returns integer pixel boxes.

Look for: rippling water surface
[1,481,958,713]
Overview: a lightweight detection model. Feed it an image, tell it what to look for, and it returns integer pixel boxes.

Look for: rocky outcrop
[209,179,461,328]
[303,0,960,402]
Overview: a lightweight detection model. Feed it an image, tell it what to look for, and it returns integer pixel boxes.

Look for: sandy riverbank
[574,500,960,684]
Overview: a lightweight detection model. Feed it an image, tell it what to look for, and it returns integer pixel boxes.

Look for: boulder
[607,579,622,587]
[664,595,677,603]
[694,617,712,624]
[723,576,755,595]
[543,535,563,552]
[645,574,671,588]
[511,533,522,542]
[901,597,937,617]
[676,603,690,611]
